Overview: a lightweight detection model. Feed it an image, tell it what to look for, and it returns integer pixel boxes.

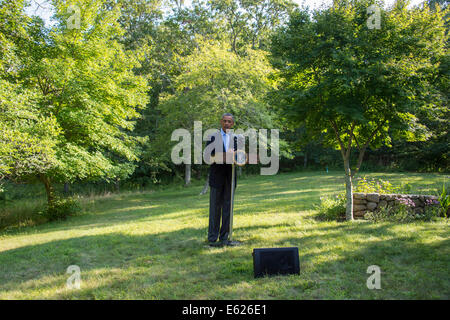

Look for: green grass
[0,171,448,299]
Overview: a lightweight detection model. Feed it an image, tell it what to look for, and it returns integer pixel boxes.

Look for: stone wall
[353,192,440,218]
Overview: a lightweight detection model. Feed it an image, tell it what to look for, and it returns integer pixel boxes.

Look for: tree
[154,39,279,186]
[270,0,448,220]
[1,0,149,205]
[110,0,164,53]
[207,0,296,54]
[125,0,295,184]
[240,0,296,50]
[122,0,226,183]
[0,0,60,195]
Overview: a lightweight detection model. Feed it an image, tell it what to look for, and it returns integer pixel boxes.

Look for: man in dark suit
[204,113,238,247]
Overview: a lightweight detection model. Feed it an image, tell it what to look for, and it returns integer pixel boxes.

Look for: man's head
[221,113,234,132]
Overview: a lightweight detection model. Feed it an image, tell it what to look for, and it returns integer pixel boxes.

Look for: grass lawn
[0,171,448,299]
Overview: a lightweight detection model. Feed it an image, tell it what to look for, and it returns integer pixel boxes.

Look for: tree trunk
[199,172,209,195]
[115,179,120,192]
[344,159,354,221]
[185,163,191,186]
[304,152,308,168]
[40,174,55,205]
[64,182,69,195]
[330,120,357,221]
[195,165,202,179]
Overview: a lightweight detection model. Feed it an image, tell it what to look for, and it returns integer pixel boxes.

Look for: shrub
[315,192,346,221]
[354,176,399,194]
[365,202,440,223]
[422,205,441,221]
[399,182,412,193]
[435,184,449,218]
[41,197,82,221]
[0,200,46,230]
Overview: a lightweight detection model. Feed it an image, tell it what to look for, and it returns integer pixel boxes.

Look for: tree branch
[330,119,346,160]
[352,120,387,178]
[37,75,44,94]
[354,134,361,151]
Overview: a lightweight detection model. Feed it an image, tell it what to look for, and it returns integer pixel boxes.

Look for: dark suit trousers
[208,180,233,242]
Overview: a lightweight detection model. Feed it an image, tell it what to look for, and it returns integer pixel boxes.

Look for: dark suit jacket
[205,130,238,189]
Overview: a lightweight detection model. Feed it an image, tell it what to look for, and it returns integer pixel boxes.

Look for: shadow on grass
[1,220,448,299]
[270,222,450,299]
[1,171,448,298]
[0,225,265,299]
[0,172,331,237]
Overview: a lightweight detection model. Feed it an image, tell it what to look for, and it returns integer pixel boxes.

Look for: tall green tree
[1,0,149,204]
[270,0,448,220]
[0,0,59,194]
[240,0,296,50]
[154,39,280,185]
[207,0,296,55]
[128,0,228,182]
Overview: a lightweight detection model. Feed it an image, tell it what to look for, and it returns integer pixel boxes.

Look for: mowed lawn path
[0,171,448,299]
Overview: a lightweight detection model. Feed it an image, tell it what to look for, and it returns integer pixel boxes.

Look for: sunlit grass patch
[0,171,448,299]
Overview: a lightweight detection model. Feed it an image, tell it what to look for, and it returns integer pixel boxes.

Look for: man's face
[221,116,234,132]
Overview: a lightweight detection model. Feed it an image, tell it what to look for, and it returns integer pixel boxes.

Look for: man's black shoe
[208,241,223,247]
[223,240,242,247]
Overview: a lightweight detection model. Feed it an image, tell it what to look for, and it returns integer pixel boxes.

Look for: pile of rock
[352,192,440,218]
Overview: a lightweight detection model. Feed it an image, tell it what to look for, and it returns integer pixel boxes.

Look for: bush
[0,200,46,230]
[354,176,399,194]
[41,197,82,221]
[422,205,441,221]
[435,184,449,218]
[315,192,346,221]
[364,203,440,223]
